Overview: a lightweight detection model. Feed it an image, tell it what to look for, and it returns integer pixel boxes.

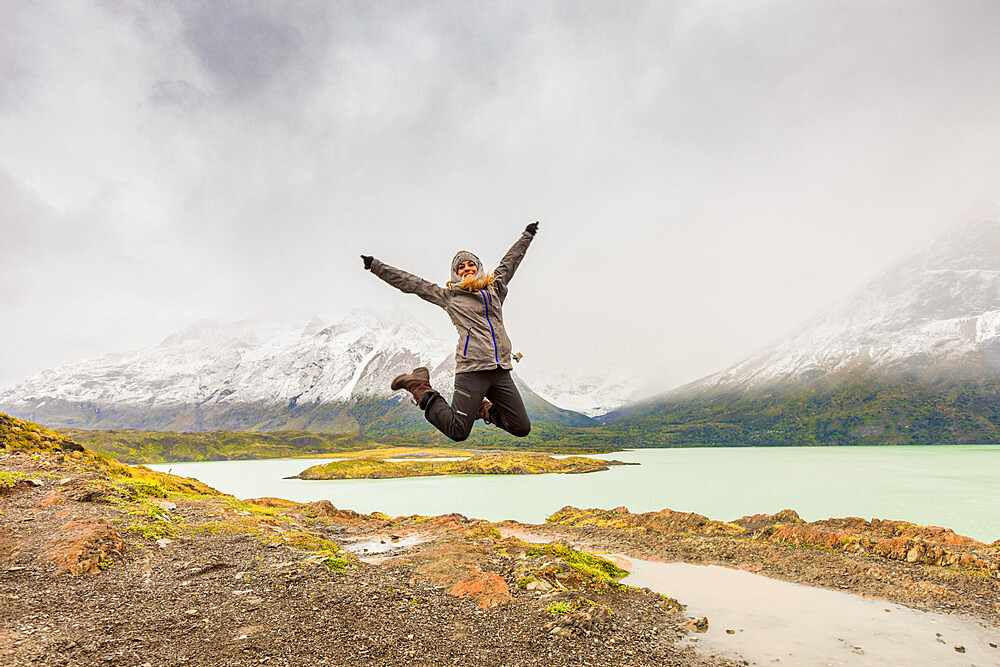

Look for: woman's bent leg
[484,370,531,437]
[423,371,488,442]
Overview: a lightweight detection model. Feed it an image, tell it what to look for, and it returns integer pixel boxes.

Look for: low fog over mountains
[691,216,1000,391]
[615,215,1000,445]
[0,309,600,432]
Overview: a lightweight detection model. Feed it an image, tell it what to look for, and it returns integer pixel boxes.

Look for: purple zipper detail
[481,291,499,363]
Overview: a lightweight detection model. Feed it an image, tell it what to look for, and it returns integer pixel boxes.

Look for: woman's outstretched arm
[362,255,449,309]
[493,222,538,288]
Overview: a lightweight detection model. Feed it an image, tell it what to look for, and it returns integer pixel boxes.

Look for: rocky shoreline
[2,414,999,665]
[533,506,1000,625]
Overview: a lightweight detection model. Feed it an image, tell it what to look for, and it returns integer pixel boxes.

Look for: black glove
[361,255,373,270]
[525,221,539,236]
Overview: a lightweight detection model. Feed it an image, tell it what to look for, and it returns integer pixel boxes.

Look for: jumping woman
[360,222,538,442]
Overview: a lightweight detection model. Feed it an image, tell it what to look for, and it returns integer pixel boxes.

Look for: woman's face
[457,260,478,279]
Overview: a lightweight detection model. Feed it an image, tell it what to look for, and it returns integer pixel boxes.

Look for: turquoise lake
[148,445,1000,543]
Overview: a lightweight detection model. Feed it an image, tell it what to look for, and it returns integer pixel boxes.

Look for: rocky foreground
[0,415,727,666]
[3,414,1000,666]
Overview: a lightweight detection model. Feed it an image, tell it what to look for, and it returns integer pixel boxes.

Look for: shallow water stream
[619,558,1000,666]
[342,533,429,563]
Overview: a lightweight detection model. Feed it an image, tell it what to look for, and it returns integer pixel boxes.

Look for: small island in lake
[290,452,637,479]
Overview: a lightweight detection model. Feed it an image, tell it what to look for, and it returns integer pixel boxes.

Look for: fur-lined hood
[448,250,496,291]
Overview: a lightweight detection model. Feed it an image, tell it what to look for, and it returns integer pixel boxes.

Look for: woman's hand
[361,255,373,270]
[525,221,539,236]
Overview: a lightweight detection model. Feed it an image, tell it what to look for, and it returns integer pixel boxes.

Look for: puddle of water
[497,527,562,544]
[343,533,428,557]
[620,558,1000,666]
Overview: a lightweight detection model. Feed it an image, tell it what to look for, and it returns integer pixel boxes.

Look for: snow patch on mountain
[523,370,641,417]
[693,216,1000,391]
[0,309,454,409]
[0,304,642,423]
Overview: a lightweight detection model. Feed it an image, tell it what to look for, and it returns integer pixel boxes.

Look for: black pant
[423,368,531,442]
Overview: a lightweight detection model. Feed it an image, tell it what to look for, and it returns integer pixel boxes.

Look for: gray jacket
[370,231,534,372]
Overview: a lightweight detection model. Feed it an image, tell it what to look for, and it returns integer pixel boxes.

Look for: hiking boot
[390,367,433,408]
[477,398,493,424]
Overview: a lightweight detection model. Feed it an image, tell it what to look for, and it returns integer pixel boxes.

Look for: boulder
[46,519,123,574]
[547,605,612,635]
[678,617,709,633]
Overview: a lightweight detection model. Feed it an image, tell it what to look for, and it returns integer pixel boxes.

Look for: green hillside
[609,370,1000,447]
[58,428,376,464]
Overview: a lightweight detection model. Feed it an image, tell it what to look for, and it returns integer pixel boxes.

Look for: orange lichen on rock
[547,505,743,535]
[47,518,124,574]
[814,517,982,547]
[245,497,303,509]
[38,490,67,508]
[398,538,512,608]
[447,568,511,609]
[767,524,849,550]
[0,528,19,560]
[302,500,364,521]
[425,514,470,532]
[734,509,805,533]
[765,522,996,571]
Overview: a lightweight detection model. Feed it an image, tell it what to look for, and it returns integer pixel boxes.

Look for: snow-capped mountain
[690,215,1000,392]
[611,214,1000,446]
[525,371,640,417]
[0,308,598,431]
[1,309,450,407]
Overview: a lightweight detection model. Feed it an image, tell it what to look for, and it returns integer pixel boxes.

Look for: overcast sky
[4,0,1000,392]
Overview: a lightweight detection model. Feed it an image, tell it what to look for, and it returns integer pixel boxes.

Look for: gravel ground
[5,425,997,667]
[0,449,734,667]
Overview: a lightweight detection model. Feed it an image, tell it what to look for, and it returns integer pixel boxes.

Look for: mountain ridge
[681,217,1000,393]
[608,215,1000,445]
[0,308,597,433]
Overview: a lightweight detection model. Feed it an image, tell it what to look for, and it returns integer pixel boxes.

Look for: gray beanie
[450,250,485,285]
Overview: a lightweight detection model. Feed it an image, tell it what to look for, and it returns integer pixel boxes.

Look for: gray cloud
[149,79,207,109]
[177,2,304,100]
[4,1,1000,391]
